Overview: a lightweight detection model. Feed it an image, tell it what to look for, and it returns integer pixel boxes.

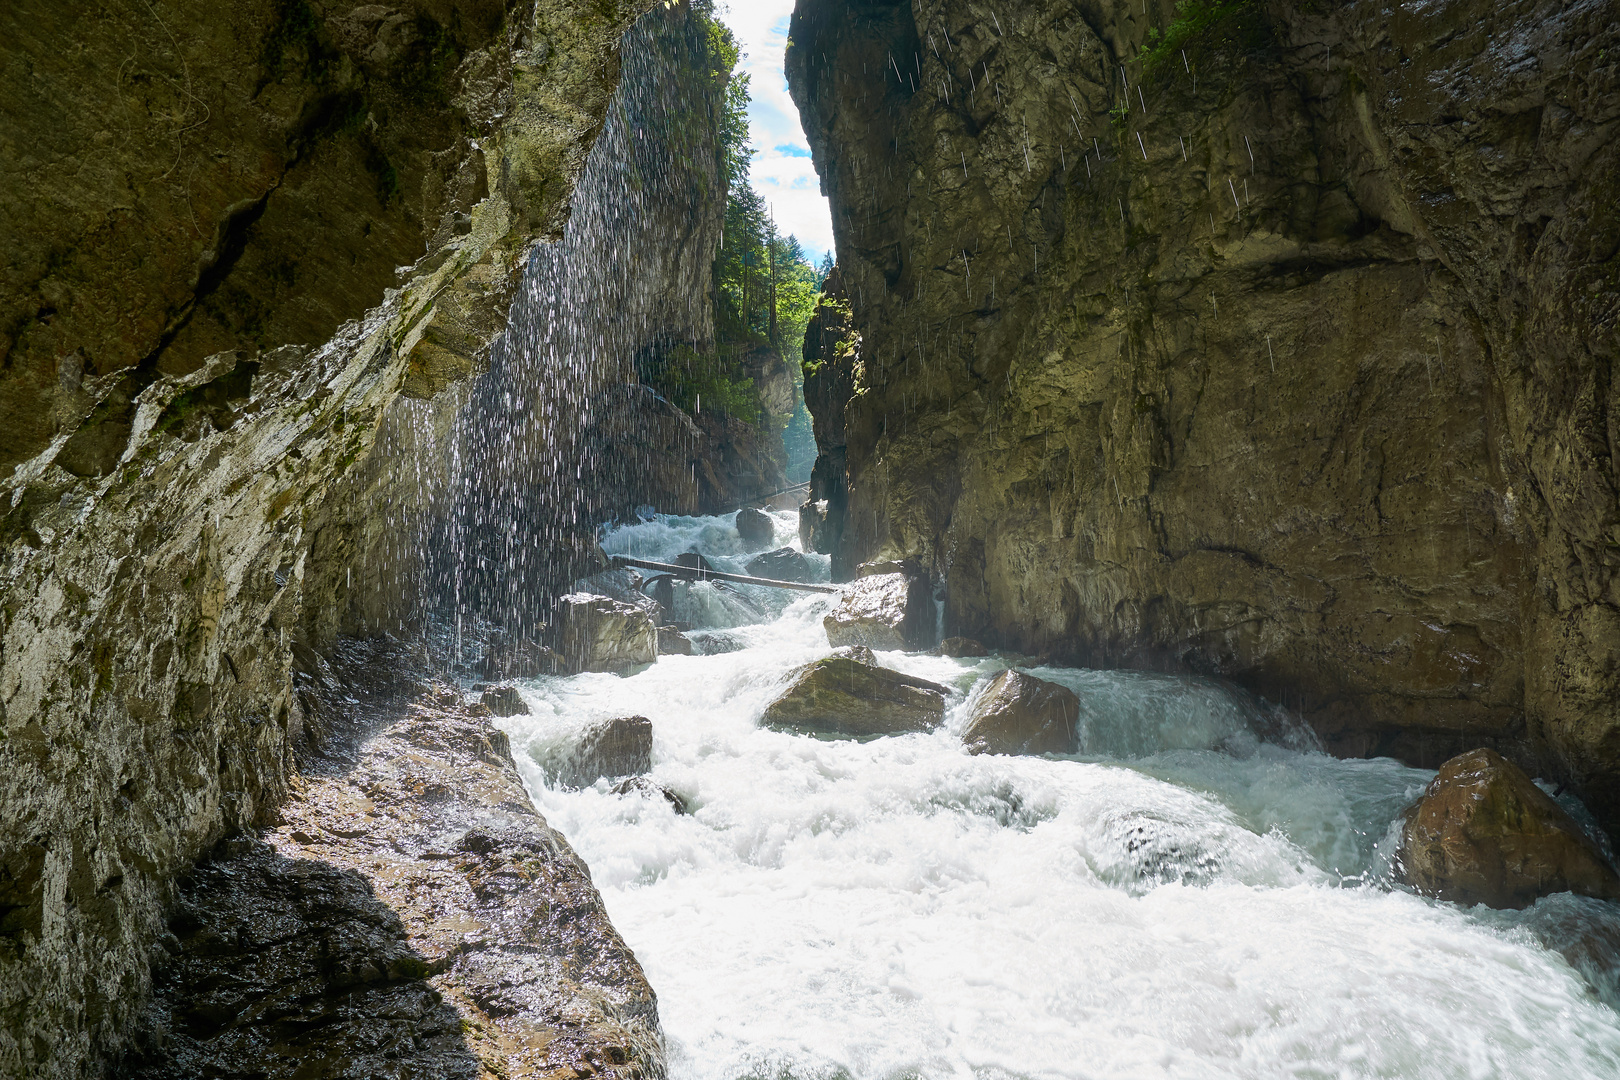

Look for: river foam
[497,511,1620,1080]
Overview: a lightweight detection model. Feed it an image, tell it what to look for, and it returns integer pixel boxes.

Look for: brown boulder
[935,637,989,658]
[556,593,657,673]
[823,570,934,651]
[961,670,1080,756]
[762,655,947,738]
[613,776,690,815]
[559,717,654,789]
[1397,748,1620,909]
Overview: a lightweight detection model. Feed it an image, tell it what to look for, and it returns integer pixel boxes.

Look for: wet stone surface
[762,656,949,738]
[1398,748,1620,910]
[822,570,935,651]
[962,670,1082,757]
[120,839,479,1080]
[121,643,664,1080]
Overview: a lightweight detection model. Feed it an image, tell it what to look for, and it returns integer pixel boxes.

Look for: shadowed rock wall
[0,1,656,1075]
[787,0,1619,828]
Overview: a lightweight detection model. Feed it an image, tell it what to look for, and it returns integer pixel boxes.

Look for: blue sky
[717,1,834,262]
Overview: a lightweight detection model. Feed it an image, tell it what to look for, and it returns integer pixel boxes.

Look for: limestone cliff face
[0,2,655,1075]
[378,1,755,640]
[788,0,1619,827]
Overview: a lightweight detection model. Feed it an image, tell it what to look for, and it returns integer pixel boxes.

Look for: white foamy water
[497,511,1620,1080]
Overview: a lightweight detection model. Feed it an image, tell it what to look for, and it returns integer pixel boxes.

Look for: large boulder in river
[735,506,775,548]
[823,567,934,651]
[746,546,812,582]
[555,593,657,673]
[961,670,1079,755]
[558,716,653,788]
[1396,748,1620,909]
[762,655,947,737]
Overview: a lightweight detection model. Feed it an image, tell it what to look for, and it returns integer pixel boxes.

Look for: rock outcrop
[823,568,935,651]
[656,625,695,655]
[0,2,658,1075]
[761,655,948,737]
[419,3,748,637]
[480,685,531,717]
[1397,748,1620,910]
[118,663,663,1078]
[787,0,1620,833]
[962,670,1081,756]
[556,593,659,672]
[119,839,483,1080]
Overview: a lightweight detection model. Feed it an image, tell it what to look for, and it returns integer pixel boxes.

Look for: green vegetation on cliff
[641,5,823,458]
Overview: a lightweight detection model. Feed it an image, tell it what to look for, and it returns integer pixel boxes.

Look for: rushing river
[495,510,1620,1080]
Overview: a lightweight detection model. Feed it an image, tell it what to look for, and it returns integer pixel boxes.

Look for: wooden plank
[608,555,840,594]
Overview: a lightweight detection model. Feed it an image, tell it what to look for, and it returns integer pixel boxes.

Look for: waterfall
[361,5,728,650]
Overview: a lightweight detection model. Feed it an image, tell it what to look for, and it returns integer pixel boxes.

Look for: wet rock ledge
[119,642,663,1080]
[0,1,657,1074]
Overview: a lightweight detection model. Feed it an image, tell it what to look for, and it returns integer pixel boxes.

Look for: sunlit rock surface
[557,594,659,673]
[787,0,1620,832]
[121,653,662,1079]
[822,569,934,650]
[0,1,658,1075]
[762,655,948,736]
[1397,748,1620,910]
[962,669,1081,756]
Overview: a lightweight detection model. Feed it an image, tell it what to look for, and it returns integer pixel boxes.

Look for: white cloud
[717,1,834,263]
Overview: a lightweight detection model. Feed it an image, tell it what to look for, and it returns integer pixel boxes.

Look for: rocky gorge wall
[331,1,796,647]
[0,1,659,1075]
[787,0,1620,831]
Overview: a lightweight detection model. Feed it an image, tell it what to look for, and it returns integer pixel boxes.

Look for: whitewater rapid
[497,510,1620,1080]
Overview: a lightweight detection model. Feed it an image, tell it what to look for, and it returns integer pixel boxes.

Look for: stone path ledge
[121,641,664,1080]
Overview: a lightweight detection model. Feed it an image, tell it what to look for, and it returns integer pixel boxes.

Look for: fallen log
[608,555,839,594]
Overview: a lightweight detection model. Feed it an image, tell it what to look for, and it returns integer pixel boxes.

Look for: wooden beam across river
[608,555,841,594]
